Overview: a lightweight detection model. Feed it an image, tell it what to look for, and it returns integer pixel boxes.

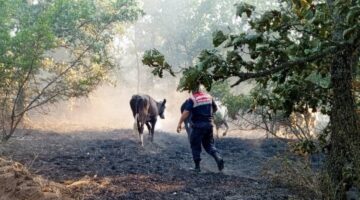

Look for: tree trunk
[328,46,360,199]
[325,0,360,197]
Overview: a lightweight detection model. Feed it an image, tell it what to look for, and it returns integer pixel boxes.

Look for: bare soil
[0,128,301,200]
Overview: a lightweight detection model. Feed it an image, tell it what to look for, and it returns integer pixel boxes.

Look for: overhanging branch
[230,45,340,87]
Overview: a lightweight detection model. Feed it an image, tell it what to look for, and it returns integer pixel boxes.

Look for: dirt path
[0,129,296,199]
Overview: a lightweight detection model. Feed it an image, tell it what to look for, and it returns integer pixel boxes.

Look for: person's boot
[212,152,224,171]
[192,160,201,172]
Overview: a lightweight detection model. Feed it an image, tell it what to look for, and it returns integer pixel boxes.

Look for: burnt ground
[0,128,304,200]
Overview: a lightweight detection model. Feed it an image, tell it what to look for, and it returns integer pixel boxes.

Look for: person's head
[191,83,206,94]
[158,99,166,119]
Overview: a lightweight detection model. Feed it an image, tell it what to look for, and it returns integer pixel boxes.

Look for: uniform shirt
[180,99,189,113]
[183,92,217,128]
[181,99,192,124]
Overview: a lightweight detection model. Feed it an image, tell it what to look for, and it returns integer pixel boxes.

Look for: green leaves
[177,66,213,92]
[140,2,360,197]
[346,6,360,24]
[142,0,355,123]
[343,25,360,42]
[343,5,360,42]
[291,139,317,156]
[142,49,175,78]
[289,0,313,18]
[226,33,263,51]
[212,30,227,47]
[223,93,253,119]
[209,81,253,119]
[235,2,255,18]
[0,0,143,141]
[252,10,282,32]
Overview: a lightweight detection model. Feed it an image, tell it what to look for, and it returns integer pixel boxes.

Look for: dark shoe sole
[190,168,201,173]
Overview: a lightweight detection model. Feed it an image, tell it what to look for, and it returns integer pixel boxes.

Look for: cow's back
[130,95,151,122]
[146,95,159,117]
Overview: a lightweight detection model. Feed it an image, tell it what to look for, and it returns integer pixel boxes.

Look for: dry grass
[262,155,322,199]
[0,157,74,200]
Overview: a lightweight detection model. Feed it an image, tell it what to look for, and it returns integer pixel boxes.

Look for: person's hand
[176,123,182,133]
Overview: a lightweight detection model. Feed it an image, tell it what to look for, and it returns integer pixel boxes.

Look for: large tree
[143,0,360,198]
[0,0,142,141]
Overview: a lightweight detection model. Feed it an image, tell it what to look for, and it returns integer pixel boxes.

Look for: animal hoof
[222,132,227,136]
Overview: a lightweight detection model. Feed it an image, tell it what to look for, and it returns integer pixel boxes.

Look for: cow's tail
[137,97,148,124]
[133,114,139,135]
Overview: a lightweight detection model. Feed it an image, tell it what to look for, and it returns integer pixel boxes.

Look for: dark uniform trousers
[190,126,218,162]
[184,117,192,141]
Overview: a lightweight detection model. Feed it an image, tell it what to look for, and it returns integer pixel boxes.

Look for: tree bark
[328,46,360,199]
[325,1,360,198]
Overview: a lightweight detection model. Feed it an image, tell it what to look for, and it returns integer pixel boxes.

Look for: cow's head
[158,99,166,119]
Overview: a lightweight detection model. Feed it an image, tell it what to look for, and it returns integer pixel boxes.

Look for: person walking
[177,86,224,172]
[180,99,192,141]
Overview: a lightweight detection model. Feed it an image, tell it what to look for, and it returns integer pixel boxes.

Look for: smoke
[26,0,250,133]
[28,81,190,133]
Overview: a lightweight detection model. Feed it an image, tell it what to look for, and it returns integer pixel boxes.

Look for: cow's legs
[139,133,144,146]
[145,122,152,135]
[133,114,139,135]
[149,119,156,142]
[138,123,145,146]
[136,117,142,134]
[215,127,219,139]
[222,121,229,136]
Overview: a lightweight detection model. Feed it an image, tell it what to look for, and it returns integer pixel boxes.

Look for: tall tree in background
[0,0,142,141]
[143,0,360,198]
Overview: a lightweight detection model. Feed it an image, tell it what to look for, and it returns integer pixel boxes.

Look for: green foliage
[210,81,253,119]
[177,64,214,92]
[142,1,360,197]
[142,0,341,116]
[212,31,227,47]
[291,139,317,156]
[0,0,142,141]
[342,5,360,42]
[142,49,175,78]
[235,2,255,17]
[223,94,253,119]
[209,81,231,100]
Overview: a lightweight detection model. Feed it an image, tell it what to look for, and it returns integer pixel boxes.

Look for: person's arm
[177,110,190,133]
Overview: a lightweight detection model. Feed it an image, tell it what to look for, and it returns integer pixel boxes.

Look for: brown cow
[130,94,166,146]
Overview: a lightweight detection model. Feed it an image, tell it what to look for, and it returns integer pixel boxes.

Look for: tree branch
[230,45,339,87]
[10,39,40,131]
